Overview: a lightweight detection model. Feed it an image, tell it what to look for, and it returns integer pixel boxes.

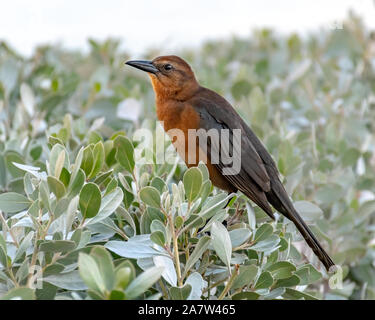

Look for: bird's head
[126,55,199,101]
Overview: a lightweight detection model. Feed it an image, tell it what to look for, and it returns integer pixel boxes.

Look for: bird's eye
[164,64,173,71]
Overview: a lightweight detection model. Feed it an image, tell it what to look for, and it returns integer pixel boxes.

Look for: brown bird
[126,55,335,271]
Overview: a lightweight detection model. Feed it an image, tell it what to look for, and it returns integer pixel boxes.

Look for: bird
[125,55,335,271]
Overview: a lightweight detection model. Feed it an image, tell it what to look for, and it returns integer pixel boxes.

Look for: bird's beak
[125,60,159,74]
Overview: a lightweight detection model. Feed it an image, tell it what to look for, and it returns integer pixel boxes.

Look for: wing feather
[190,90,274,218]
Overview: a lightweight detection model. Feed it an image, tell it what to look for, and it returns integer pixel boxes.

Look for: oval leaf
[114,136,135,173]
[211,221,232,268]
[139,186,160,208]
[183,167,203,202]
[125,266,164,299]
[0,192,31,213]
[79,183,101,218]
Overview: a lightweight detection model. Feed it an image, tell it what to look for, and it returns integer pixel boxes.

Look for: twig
[162,206,183,287]
[169,214,182,287]
[0,211,19,248]
[158,279,169,300]
[27,232,39,287]
[218,265,239,300]
[202,278,226,294]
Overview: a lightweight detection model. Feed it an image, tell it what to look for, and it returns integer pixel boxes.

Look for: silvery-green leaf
[39,240,76,253]
[39,181,51,212]
[199,209,227,233]
[0,192,31,213]
[54,150,65,179]
[125,266,164,299]
[65,196,79,237]
[251,235,280,252]
[14,231,34,262]
[294,201,323,222]
[282,288,318,300]
[139,186,160,208]
[183,167,202,202]
[0,287,35,300]
[197,161,209,181]
[153,255,177,287]
[48,144,69,178]
[211,222,232,268]
[78,253,105,293]
[12,162,46,180]
[80,146,94,177]
[267,261,297,280]
[229,228,251,248]
[44,270,88,290]
[137,257,155,272]
[150,219,167,239]
[145,293,162,300]
[69,147,84,188]
[105,237,167,259]
[89,117,105,131]
[199,194,233,220]
[255,271,274,290]
[151,176,167,193]
[116,206,136,233]
[150,231,165,246]
[263,287,285,299]
[246,202,256,230]
[230,252,248,265]
[79,183,101,219]
[186,272,206,300]
[87,187,123,225]
[295,264,322,285]
[274,275,300,289]
[47,176,66,199]
[90,246,115,291]
[254,223,273,242]
[54,197,70,219]
[169,284,192,300]
[114,135,135,173]
[232,265,258,290]
[24,173,34,195]
[13,215,38,228]
[184,236,210,276]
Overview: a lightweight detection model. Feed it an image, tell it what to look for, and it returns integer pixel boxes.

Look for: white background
[1,0,374,57]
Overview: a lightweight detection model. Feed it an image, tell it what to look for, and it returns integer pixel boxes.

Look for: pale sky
[1,0,374,57]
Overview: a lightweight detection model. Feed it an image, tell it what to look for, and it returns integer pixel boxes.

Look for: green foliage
[0,14,374,300]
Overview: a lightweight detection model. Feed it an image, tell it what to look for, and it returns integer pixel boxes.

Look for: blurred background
[0,0,375,300]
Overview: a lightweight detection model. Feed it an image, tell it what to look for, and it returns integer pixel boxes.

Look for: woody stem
[168,214,182,287]
[218,265,239,300]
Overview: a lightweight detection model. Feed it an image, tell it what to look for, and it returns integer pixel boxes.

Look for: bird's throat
[148,74,199,103]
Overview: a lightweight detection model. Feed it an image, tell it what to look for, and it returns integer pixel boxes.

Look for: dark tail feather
[266,189,335,271]
[288,208,335,271]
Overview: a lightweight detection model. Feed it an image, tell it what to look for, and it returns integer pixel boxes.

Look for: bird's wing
[190,91,275,218]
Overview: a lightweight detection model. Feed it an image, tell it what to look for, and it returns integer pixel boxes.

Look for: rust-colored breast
[156,101,200,164]
[156,100,236,193]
